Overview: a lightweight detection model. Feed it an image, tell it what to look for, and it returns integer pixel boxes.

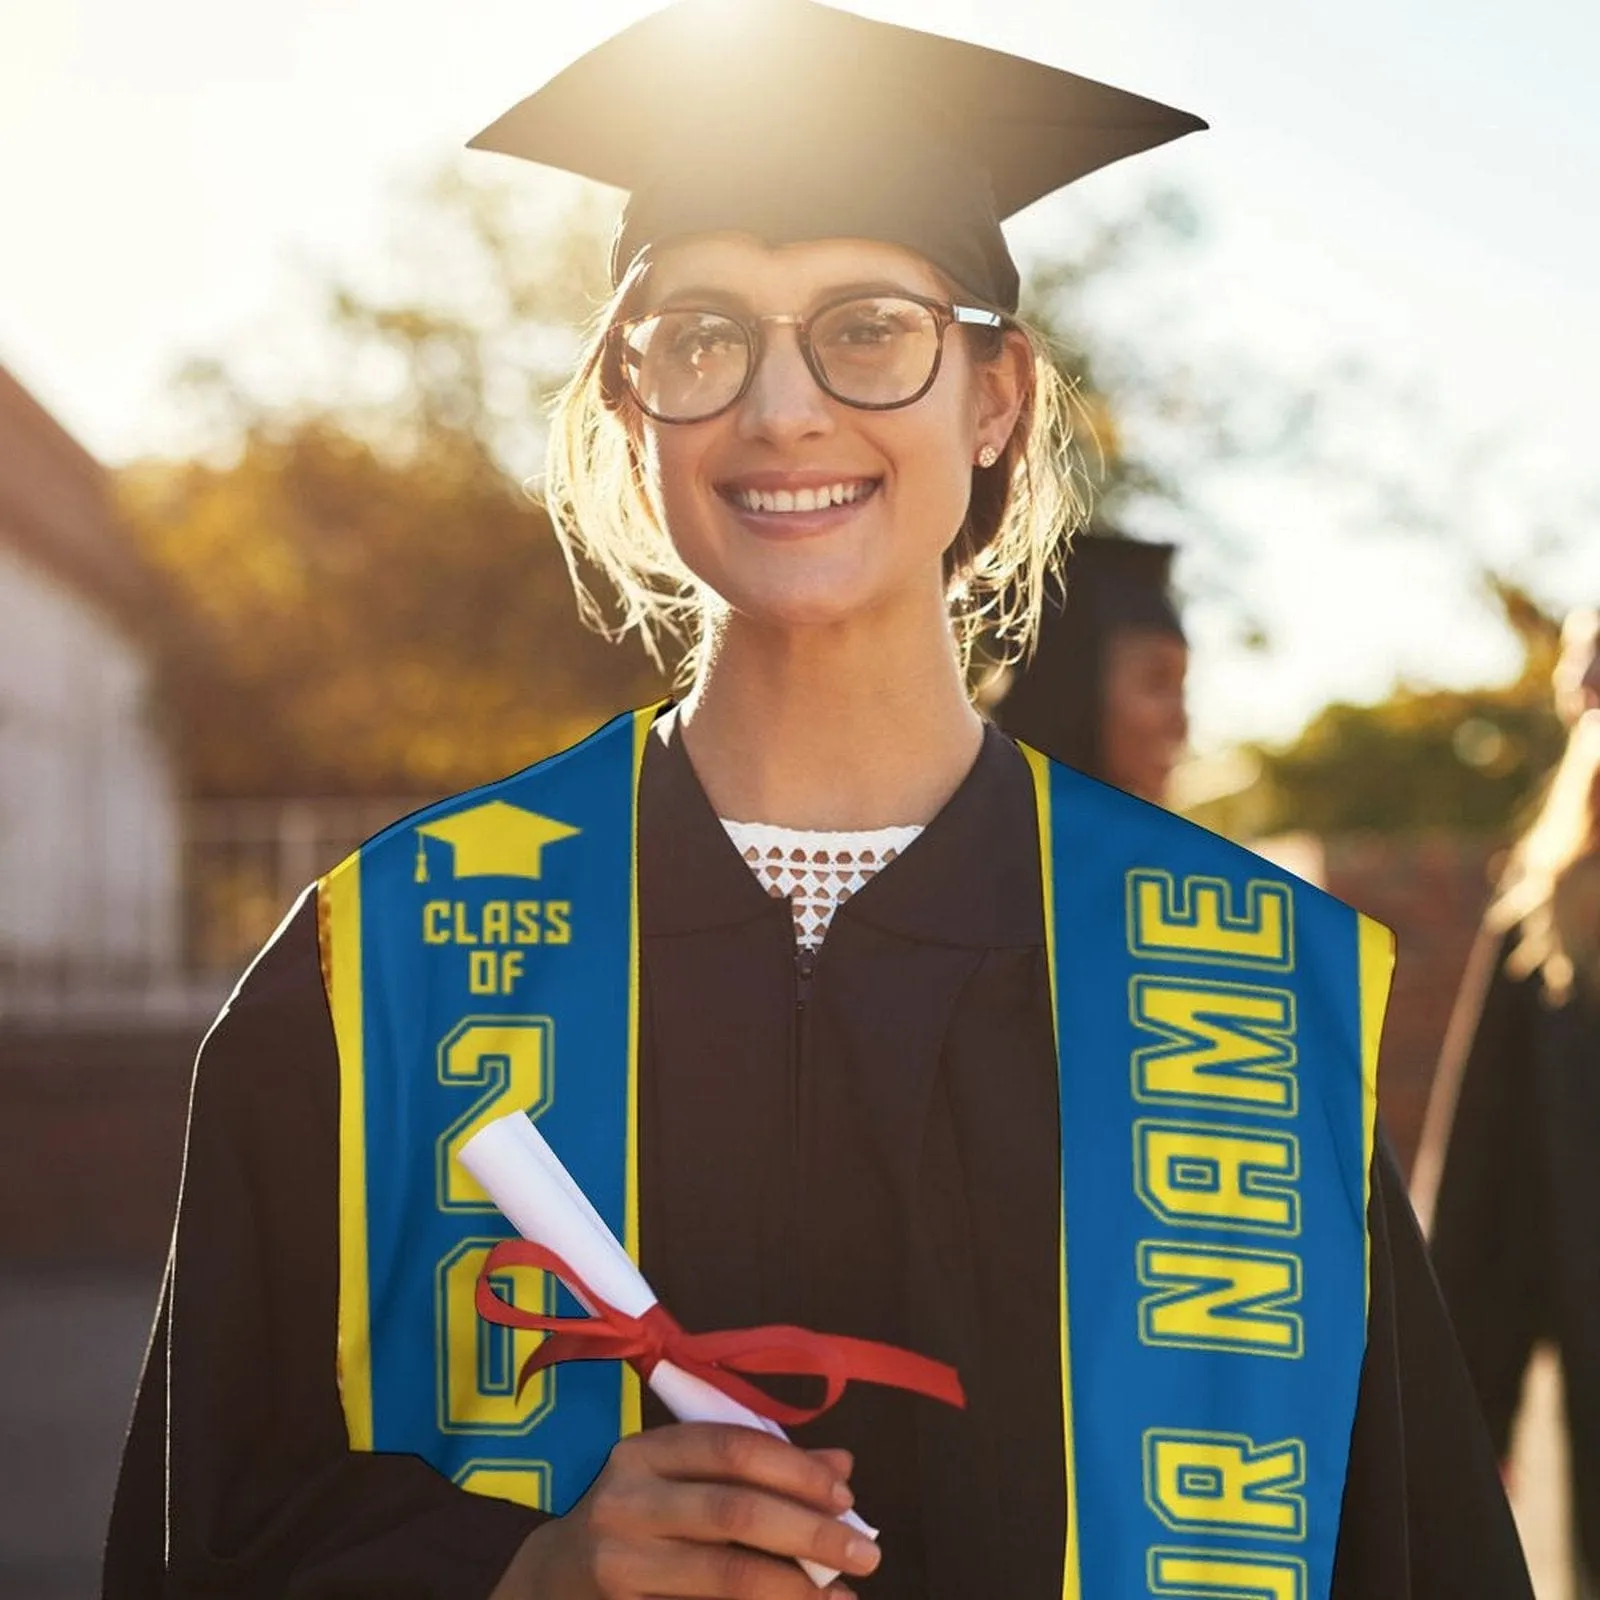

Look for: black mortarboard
[469,0,1204,312]
[994,533,1185,776]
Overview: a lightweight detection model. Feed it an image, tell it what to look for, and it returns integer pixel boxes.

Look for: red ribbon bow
[475,1238,966,1429]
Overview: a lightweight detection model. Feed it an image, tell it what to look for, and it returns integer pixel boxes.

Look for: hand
[490,1423,878,1599]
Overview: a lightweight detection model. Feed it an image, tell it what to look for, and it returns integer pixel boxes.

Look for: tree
[1187,577,1567,839]
[1015,187,1322,652]
[121,424,665,797]
[119,174,666,797]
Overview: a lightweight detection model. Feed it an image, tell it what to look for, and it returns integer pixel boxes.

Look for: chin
[684,545,900,634]
[720,576,891,633]
[1113,768,1169,805]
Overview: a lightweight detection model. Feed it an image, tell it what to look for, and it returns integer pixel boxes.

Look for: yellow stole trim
[321,854,372,1450]
[620,704,656,1437]
[1356,915,1393,1311]
[1021,742,1083,1600]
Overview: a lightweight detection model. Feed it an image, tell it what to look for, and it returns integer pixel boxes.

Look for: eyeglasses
[608,292,1005,424]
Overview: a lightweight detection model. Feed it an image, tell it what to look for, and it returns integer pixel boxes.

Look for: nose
[1170,693,1190,751]
[734,324,834,446]
[1158,669,1189,750]
[1583,654,1600,711]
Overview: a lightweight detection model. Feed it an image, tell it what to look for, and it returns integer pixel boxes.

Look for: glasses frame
[608,290,1006,425]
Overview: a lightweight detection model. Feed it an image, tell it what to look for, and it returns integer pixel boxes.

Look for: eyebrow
[649,278,934,314]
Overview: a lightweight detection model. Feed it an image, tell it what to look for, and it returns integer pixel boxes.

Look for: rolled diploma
[457,1111,875,1587]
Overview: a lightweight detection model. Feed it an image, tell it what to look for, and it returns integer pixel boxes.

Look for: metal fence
[0,796,432,1026]
[182,796,431,976]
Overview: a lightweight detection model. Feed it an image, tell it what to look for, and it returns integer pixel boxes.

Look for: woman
[106,3,1529,1597]
[1421,606,1600,1595]
[993,532,1190,805]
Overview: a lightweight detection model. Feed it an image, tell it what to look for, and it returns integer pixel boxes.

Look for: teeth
[732,481,872,513]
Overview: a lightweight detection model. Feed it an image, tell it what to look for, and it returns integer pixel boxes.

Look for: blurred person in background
[991,532,1188,805]
[1420,604,1600,1597]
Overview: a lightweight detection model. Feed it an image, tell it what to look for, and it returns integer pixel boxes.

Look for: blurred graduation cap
[469,0,1204,312]
[994,533,1185,777]
[414,801,581,884]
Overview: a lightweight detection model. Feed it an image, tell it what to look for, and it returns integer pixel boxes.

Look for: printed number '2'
[437,1016,554,1210]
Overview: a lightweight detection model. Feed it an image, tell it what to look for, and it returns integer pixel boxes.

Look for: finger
[640,1480,880,1580]
[640,1584,857,1600]
[635,1576,860,1599]
[806,1448,854,1484]
[633,1424,853,1513]
[639,1589,856,1600]
[622,1537,854,1599]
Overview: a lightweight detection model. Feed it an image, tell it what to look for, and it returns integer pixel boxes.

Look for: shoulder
[1447,916,1543,1054]
[1028,742,1370,936]
[184,885,337,1155]
[212,884,325,1030]
[333,708,648,888]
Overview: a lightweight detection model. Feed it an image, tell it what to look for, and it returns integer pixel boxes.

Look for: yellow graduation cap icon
[414,800,581,883]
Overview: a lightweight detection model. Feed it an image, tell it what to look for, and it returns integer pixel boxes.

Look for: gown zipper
[790,917,816,1318]
[795,940,818,1008]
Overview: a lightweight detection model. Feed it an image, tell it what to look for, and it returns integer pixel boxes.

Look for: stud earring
[976,444,999,469]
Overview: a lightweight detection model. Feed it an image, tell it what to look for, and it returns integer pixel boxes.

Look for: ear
[971,327,1031,458]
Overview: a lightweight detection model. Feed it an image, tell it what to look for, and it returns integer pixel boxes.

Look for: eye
[662,313,744,366]
[832,306,915,346]
[835,313,898,346]
[816,297,932,354]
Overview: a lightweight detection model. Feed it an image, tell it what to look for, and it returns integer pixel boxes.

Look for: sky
[5,0,1599,751]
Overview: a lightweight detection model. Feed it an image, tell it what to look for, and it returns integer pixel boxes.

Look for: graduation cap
[995,532,1185,777]
[469,0,1205,312]
[414,801,581,884]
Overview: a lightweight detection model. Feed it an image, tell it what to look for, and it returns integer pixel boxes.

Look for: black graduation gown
[105,724,1531,1598]
[1427,923,1600,1582]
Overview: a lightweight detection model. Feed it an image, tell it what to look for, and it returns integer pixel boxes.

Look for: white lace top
[721,820,924,950]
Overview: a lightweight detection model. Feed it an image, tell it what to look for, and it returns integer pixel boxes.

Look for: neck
[675,598,984,830]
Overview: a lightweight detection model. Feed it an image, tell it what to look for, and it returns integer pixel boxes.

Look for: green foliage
[121,421,664,797]
[1017,186,1312,652]
[1250,685,1563,834]
[119,172,665,797]
[1189,578,1567,838]
[1018,186,1205,517]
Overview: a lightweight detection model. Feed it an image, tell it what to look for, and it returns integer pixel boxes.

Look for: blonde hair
[543,269,1090,683]
[1492,711,1600,1004]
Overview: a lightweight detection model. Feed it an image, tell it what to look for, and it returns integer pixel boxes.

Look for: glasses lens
[809,297,941,407]
[622,311,750,421]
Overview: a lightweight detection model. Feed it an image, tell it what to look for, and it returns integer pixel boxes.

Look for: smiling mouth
[720,478,881,515]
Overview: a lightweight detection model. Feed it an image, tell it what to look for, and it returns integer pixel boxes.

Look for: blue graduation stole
[319,708,1390,1599]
